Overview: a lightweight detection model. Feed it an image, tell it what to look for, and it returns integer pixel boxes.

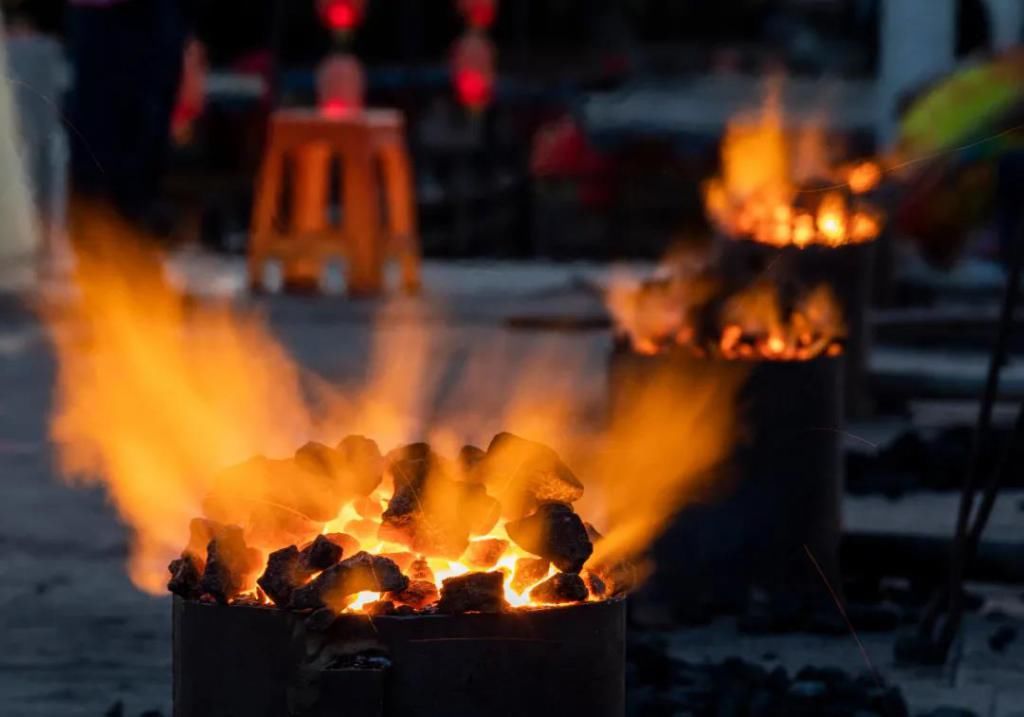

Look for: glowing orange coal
[171,433,625,614]
[703,90,883,248]
[716,282,845,361]
[608,272,846,362]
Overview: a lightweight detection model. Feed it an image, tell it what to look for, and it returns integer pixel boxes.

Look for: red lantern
[452,32,496,111]
[317,0,366,33]
[459,0,497,29]
[317,53,365,116]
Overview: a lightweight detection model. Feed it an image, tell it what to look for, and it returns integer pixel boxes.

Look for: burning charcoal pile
[609,271,846,361]
[702,91,884,249]
[167,432,627,618]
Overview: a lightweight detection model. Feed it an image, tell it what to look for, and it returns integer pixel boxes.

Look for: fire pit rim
[175,593,626,623]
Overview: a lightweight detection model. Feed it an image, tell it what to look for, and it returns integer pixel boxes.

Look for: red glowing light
[455,69,493,110]
[319,0,363,31]
[461,0,497,28]
[320,99,353,118]
[451,32,496,110]
[317,53,365,115]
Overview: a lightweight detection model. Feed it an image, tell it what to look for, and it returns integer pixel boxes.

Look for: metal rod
[915,215,1024,655]
[936,394,1024,646]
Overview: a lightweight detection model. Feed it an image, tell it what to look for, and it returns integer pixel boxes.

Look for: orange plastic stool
[249,108,421,295]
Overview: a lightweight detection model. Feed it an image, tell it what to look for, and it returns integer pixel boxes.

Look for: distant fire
[716,282,845,361]
[703,91,883,248]
[608,272,846,361]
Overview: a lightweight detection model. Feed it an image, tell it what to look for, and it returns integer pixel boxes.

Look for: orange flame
[45,209,743,607]
[607,270,845,362]
[703,89,883,248]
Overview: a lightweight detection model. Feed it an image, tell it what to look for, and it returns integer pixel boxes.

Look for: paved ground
[1,259,1022,716]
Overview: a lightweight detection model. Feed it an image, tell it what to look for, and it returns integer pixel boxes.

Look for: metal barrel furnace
[717,237,875,416]
[608,341,843,614]
[173,596,626,717]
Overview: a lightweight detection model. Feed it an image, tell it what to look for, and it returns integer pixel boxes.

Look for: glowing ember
[703,89,884,248]
[716,282,845,361]
[608,273,846,361]
[167,433,624,615]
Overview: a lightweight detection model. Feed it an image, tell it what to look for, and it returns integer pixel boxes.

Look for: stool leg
[289,142,331,286]
[342,142,384,296]
[380,139,421,293]
[249,141,285,290]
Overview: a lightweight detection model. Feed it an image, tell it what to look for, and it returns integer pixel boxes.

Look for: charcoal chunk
[290,552,408,610]
[380,552,415,572]
[387,580,440,610]
[321,532,360,556]
[380,458,487,558]
[530,573,588,604]
[582,570,607,599]
[167,553,204,598]
[511,557,550,593]
[365,600,397,616]
[384,443,456,485]
[505,502,593,573]
[458,445,486,481]
[378,508,469,559]
[257,546,304,607]
[477,433,584,518]
[296,438,385,506]
[335,435,384,496]
[437,571,508,614]
[465,538,508,569]
[257,534,356,604]
[198,525,262,604]
[459,482,501,535]
[385,442,434,463]
[354,496,383,519]
[592,558,638,596]
[243,502,323,553]
[408,558,435,583]
[294,441,343,477]
[301,534,344,571]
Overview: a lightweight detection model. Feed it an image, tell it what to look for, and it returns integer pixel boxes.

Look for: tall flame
[46,207,314,592]
[45,208,743,598]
